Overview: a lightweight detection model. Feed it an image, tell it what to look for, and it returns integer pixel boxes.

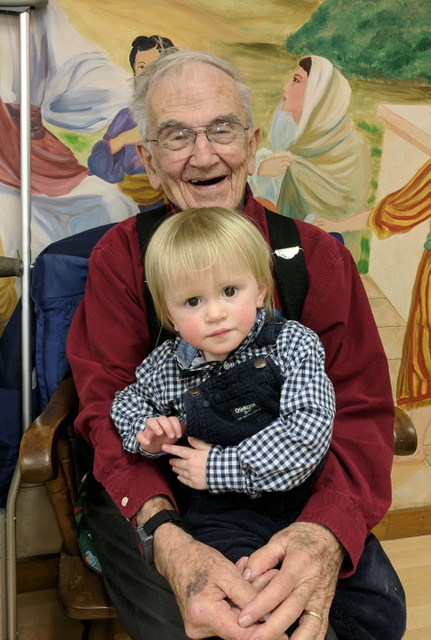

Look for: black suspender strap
[263,208,307,322]
[136,207,172,350]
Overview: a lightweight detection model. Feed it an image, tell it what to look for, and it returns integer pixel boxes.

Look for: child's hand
[137,416,185,454]
[162,437,211,490]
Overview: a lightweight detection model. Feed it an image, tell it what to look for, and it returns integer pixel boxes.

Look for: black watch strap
[141,509,183,535]
[137,510,183,567]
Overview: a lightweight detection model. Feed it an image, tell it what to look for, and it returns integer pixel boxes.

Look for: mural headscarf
[250,55,370,262]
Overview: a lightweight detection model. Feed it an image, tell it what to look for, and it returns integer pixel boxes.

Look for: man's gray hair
[130,48,254,139]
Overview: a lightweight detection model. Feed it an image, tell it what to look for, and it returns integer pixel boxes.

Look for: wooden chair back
[19,375,117,640]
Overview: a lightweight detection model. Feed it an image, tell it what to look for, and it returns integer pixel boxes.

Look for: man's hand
[237,522,344,640]
[137,416,185,454]
[162,436,211,490]
[153,522,288,640]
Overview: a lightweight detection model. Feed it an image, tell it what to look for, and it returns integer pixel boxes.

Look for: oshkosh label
[231,401,260,421]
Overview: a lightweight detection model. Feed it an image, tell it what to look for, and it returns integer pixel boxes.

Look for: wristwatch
[137,509,184,568]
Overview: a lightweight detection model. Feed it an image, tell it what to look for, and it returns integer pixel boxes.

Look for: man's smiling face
[137,62,261,211]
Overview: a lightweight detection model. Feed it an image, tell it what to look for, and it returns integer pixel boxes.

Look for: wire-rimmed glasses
[146,122,249,152]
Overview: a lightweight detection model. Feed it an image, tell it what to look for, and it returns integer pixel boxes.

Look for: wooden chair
[18,375,117,640]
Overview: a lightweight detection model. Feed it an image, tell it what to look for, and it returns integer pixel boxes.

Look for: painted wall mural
[1,0,431,464]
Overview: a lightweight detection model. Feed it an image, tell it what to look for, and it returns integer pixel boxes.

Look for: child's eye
[222,286,237,298]
[185,296,201,308]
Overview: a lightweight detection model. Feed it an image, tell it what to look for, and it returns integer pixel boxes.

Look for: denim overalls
[173,322,325,563]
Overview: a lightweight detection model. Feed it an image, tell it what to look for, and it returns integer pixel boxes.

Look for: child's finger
[145,417,165,436]
[167,416,184,438]
[155,415,178,438]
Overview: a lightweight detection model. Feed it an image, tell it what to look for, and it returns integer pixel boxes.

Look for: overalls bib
[174,322,325,562]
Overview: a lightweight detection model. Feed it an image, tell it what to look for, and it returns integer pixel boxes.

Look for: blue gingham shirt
[110,310,335,498]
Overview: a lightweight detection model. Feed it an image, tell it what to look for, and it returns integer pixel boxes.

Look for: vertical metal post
[0,509,6,639]
[5,474,20,640]
[5,12,31,638]
[20,9,32,434]
[0,4,49,637]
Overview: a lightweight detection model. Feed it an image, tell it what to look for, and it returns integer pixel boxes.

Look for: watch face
[137,523,149,541]
[136,510,183,568]
[143,532,155,568]
[137,524,154,568]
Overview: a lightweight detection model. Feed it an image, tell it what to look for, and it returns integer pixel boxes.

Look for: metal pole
[0,509,6,639]
[0,3,48,637]
[20,9,32,433]
[6,12,31,637]
[5,470,20,640]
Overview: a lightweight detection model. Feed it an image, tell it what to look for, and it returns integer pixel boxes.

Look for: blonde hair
[145,207,274,329]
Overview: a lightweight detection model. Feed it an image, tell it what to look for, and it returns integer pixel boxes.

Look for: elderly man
[67,49,405,640]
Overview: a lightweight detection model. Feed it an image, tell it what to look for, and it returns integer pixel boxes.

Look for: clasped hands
[153,519,343,640]
[138,418,344,639]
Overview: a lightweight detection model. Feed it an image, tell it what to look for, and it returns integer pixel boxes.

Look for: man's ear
[247,125,262,176]
[136,142,162,191]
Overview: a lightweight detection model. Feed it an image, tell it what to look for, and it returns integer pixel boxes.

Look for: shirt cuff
[207,445,247,494]
[137,445,166,458]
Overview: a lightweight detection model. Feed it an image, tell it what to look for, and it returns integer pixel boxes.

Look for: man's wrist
[136,495,174,526]
[300,522,346,570]
[153,519,193,577]
[139,509,183,535]
[135,497,188,569]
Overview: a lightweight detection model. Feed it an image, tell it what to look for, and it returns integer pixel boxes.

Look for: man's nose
[190,131,217,166]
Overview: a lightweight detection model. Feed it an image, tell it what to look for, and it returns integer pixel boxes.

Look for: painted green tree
[285,0,431,83]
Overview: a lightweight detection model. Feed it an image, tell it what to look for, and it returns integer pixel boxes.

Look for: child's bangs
[168,232,248,280]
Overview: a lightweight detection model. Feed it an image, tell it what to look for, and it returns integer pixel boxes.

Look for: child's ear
[167,312,179,333]
[257,282,268,308]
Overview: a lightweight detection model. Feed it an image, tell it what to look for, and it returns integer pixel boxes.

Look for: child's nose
[205,300,227,321]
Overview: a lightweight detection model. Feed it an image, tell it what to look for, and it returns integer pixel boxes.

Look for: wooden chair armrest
[19,375,78,484]
[393,406,417,456]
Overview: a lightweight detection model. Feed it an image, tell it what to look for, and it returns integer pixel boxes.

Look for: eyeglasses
[146,122,249,152]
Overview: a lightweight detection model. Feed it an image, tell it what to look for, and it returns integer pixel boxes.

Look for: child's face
[165,266,267,362]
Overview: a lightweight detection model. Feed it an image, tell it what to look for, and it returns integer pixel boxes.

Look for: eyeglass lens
[159,122,246,150]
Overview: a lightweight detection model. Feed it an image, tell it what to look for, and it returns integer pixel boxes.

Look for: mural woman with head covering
[249,55,370,262]
[88,35,176,211]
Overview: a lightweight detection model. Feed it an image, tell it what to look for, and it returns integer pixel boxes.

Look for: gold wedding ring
[303,609,324,625]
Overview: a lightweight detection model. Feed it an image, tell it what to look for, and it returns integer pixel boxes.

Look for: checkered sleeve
[110,341,186,457]
[206,322,335,498]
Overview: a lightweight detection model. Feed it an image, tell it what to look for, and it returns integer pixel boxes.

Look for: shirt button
[223,361,230,370]
[121,496,129,507]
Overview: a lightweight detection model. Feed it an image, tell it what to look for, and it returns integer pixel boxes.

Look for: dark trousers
[180,460,324,563]
[83,474,405,640]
